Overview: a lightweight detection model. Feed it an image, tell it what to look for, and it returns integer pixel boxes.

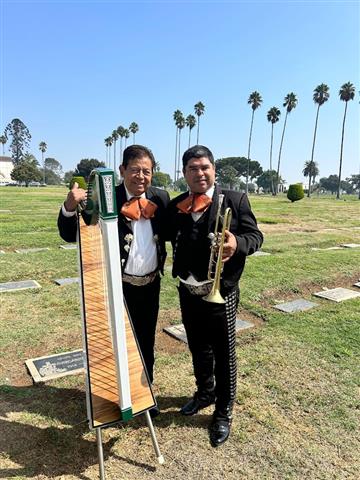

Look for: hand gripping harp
[76,168,164,479]
[203,193,232,304]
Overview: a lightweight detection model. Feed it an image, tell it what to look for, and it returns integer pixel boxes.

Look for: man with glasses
[58,145,169,417]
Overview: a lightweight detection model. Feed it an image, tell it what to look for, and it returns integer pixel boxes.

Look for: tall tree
[4,118,31,164]
[275,92,298,194]
[267,107,281,194]
[176,113,185,182]
[129,122,139,144]
[173,110,182,183]
[104,136,113,168]
[0,134,7,155]
[246,91,263,194]
[117,126,125,164]
[336,82,355,199]
[185,114,196,147]
[194,101,205,144]
[112,129,119,172]
[303,160,319,189]
[39,141,47,184]
[123,128,130,148]
[308,83,330,197]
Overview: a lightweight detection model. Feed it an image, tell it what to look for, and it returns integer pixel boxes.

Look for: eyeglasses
[128,168,152,177]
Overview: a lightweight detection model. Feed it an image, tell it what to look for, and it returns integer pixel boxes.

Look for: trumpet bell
[203,289,226,304]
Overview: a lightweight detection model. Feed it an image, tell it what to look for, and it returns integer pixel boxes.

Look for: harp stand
[77,168,164,479]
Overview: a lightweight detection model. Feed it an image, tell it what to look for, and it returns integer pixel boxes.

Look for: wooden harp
[76,168,163,468]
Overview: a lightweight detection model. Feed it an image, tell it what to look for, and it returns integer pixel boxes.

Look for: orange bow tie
[176,193,212,214]
[120,197,158,221]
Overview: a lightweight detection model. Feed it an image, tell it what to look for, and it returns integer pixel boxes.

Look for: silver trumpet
[203,194,232,304]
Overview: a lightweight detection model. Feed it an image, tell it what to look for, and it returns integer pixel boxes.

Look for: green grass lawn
[0,186,359,479]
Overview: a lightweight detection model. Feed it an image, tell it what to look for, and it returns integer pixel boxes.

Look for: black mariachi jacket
[57,184,170,274]
[166,184,263,293]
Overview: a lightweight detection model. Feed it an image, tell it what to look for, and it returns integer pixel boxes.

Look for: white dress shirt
[123,187,158,276]
[61,187,158,276]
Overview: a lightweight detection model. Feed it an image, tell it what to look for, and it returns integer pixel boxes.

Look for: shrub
[69,176,87,190]
[287,184,304,202]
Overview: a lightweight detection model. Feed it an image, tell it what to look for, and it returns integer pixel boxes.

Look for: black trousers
[178,283,239,411]
[122,275,160,384]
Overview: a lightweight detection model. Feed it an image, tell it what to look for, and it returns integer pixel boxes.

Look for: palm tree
[104,137,113,167]
[117,126,125,165]
[267,107,281,195]
[185,114,196,147]
[308,83,330,197]
[123,129,130,149]
[112,130,119,171]
[337,82,355,199]
[194,101,205,144]
[129,122,139,144]
[39,141,47,184]
[0,135,7,155]
[303,161,320,189]
[275,92,298,194]
[176,113,185,182]
[173,110,182,183]
[246,91,263,194]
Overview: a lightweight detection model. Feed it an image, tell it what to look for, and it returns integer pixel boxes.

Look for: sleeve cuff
[61,203,77,217]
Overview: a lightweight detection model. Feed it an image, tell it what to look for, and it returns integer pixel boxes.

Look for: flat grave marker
[60,244,77,250]
[251,251,271,257]
[163,318,254,344]
[311,247,343,251]
[0,210,11,213]
[53,277,79,286]
[26,349,84,383]
[340,243,360,248]
[15,247,50,254]
[274,298,318,313]
[0,279,41,293]
[353,282,360,288]
[313,287,360,303]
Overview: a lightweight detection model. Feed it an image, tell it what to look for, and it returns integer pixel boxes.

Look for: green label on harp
[84,168,117,224]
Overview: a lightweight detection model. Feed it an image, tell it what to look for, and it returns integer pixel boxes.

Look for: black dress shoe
[209,418,231,447]
[149,406,160,418]
[180,394,215,416]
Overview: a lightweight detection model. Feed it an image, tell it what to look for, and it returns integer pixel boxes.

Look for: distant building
[0,156,14,185]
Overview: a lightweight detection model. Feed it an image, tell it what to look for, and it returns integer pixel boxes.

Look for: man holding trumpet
[167,145,263,447]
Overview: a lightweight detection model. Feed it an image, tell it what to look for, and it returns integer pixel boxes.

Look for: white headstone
[313,287,360,302]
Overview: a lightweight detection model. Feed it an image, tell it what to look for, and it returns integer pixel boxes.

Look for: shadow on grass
[0,385,210,478]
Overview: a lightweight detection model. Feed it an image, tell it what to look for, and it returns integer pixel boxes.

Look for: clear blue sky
[1,0,359,185]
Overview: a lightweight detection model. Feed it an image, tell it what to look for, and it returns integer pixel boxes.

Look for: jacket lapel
[116,183,133,233]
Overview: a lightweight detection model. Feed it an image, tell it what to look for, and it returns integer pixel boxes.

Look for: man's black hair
[182,145,214,168]
[122,145,156,169]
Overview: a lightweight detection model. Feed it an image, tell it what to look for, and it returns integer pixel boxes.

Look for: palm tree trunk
[269,124,274,195]
[308,105,320,197]
[246,110,255,195]
[177,129,182,182]
[42,152,45,184]
[113,141,116,172]
[336,102,348,199]
[276,111,288,195]
[196,116,200,144]
[174,128,178,183]
[188,128,191,148]
[133,133,135,144]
